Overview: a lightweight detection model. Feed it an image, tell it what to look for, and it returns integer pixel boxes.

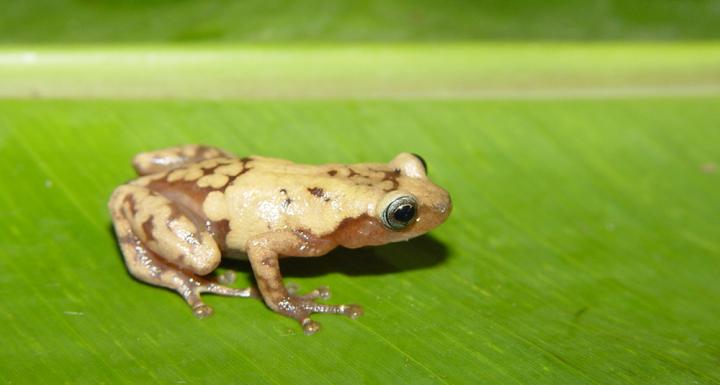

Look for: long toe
[192,304,214,318]
[342,304,364,319]
[302,318,321,335]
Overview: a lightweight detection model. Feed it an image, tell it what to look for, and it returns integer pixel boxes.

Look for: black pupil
[393,204,416,223]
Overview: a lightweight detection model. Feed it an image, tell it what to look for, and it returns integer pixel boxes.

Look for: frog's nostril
[437,195,452,215]
[434,202,450,214]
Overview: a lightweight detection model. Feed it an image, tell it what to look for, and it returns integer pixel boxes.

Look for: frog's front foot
[276,287,363,335]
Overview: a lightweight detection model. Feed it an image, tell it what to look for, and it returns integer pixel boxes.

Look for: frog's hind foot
[181,278,259,319]
[278,288,363,335]
[114,231,259,319]
[201,282,259,300]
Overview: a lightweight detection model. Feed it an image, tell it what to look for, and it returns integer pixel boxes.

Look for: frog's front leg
[109,184,257,317]
[247,232,363,334]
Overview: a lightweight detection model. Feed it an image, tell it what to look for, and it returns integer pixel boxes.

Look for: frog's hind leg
[109,185,257,318]
[132,144,233,176]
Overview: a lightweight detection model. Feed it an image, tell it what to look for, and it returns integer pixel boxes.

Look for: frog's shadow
[108,225,449,279]
[224,234,450,278]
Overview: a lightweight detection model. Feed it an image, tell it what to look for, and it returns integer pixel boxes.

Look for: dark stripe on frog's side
[145,156,255,250]
[147,178,231,250]
[210,219,231,250]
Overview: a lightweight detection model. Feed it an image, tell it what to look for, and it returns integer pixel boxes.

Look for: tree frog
[109,145,451,334]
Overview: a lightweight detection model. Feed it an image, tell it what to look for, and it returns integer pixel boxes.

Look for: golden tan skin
[109,145,451,334]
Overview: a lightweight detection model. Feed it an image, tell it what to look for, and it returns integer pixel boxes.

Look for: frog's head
[332,153,452,248]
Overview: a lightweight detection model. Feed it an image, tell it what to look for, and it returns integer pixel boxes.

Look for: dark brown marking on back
[148,176,214,211]
[308,187,324,197]
[144,157,253,253]
[147,157,254,206]
[347,167,360,178]
[221,157,254,192]
[201,162,222,176]
[373,169,401,192]
[327,170,338,176]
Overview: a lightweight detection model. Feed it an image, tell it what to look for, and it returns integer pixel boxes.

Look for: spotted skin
[109,145,451,334]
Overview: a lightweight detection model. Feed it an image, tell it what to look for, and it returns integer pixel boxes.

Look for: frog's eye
[410,153,427,174]
[381,195,418,230]
[389,153,427,178]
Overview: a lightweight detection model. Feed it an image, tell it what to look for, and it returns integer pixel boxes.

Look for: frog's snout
[435,193,452,215]
[420,191,451,232]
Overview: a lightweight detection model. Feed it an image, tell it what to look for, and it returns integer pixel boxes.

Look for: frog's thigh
[112,224,246,317]
[110,186,256,317]
[110,184,220,275]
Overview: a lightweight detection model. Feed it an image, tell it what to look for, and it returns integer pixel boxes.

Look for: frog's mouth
[329,215,389,248]
[406,200,451,237]
[329,195,451,248]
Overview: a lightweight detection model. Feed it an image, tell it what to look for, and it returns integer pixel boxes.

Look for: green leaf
[1,43,719,99]
[2,0,720,42]
[1,46,719,384]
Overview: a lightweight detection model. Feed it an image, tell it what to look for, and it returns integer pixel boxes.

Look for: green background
[1,1,719,384]
[3,0,720,42]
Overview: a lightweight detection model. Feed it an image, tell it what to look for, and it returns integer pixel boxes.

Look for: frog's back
[125,151,415,247]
